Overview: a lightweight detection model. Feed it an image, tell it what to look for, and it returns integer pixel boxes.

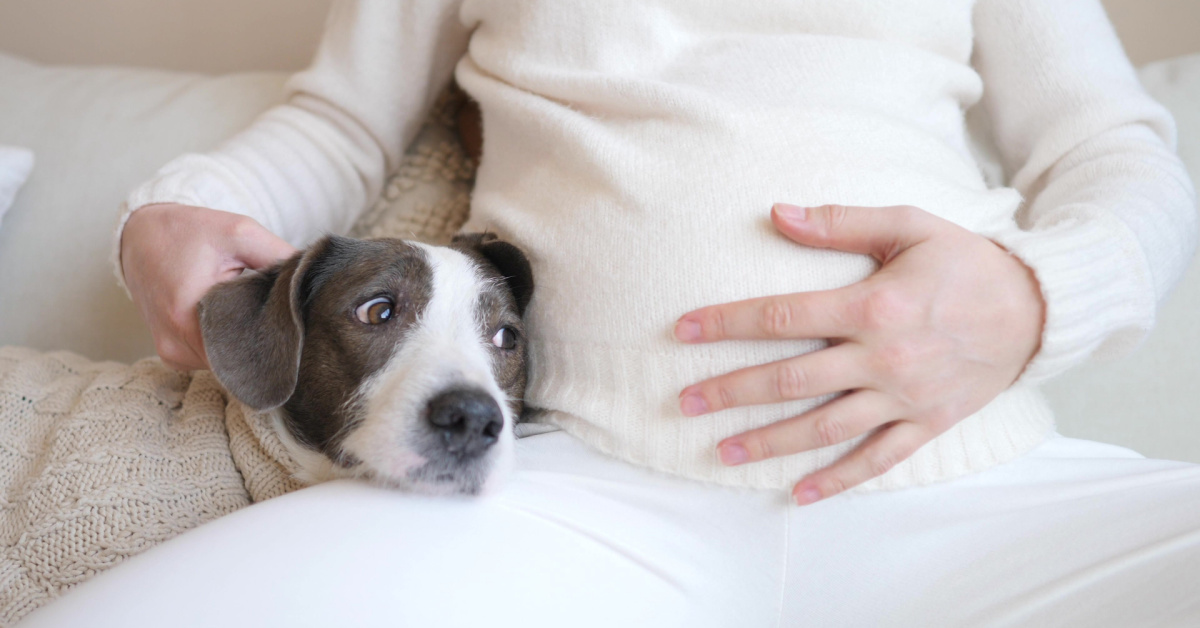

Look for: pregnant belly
[465,108,1021,429]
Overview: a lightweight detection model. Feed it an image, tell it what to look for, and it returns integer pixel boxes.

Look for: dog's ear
[198,239,325,410]
[452,233,535,316]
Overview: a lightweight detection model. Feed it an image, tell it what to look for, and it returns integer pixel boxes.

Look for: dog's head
[198,234,533,495]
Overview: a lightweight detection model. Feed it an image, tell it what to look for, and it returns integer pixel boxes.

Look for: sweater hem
[543,385,1055,492]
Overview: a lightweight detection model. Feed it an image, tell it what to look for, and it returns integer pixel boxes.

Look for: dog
[204,230,532,497]
[201,232,534,495]
[0,232,533,622]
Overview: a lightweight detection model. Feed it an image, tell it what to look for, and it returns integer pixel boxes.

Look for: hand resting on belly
[675,202,1046,505]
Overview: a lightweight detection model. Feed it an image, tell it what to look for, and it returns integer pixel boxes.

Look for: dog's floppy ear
[198,240,324,410]
[453,232,535,316]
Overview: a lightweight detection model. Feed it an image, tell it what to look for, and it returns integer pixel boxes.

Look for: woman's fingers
[229,216,297,270]
[676,287,863,343]
[675,203,943,344]
[715,390,902,466]
[679,343,870,416]
[122,204,294,372]
[673,203,1045,504]
[790,420,932,505]
[152,277,213,370]
[771,203,938,263]
[154,333,206,373]
[151,291,208,370]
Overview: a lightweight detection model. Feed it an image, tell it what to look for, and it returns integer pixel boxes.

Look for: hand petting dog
[121,204,297,371]
[675,203,1046,506]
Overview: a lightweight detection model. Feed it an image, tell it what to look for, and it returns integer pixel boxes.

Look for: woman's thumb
[234,223,298,270]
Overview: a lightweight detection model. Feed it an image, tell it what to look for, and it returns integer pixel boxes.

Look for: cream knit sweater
[118,0,1197,490]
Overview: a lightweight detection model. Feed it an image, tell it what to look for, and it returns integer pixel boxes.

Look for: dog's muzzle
[425,388,504,458]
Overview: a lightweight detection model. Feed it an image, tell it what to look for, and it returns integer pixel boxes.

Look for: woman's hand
[674,204,1045,505]
[121,204,296,371]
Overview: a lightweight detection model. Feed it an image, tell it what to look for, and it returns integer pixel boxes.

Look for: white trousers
[24,430,1200,627]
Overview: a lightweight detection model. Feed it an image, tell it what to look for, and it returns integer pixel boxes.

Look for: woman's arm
[974,0,1198,382]
[118,0,469,253]
[117,0,469,369]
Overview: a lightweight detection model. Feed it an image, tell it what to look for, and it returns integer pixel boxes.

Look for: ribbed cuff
[986,212,1156,385]
[111,158,261,298]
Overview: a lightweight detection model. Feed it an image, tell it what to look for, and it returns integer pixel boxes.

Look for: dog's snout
[425,389,503,457]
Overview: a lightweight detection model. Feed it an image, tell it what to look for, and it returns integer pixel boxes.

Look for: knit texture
[115,0,1196,491]
[350,85,476,245]
[0,347,304,625]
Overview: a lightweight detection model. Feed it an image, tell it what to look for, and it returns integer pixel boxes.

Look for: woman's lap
[19,431,783,628]
[785,436,1200,625]
[22,432,1200,628]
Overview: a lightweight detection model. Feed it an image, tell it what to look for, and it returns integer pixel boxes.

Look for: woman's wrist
[985,216,1155,384]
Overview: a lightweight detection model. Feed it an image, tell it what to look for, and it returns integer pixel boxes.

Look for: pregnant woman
[58,0,1199,625]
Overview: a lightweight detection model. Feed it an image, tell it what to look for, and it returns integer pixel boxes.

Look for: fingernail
[774,203,808,223]
[718,443,750,466]
[793,486,822,506]
[680,393,709,417]
[674,318,702,342]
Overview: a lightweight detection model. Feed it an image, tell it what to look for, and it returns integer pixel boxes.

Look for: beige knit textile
[0,347,304,625]
[349,85,475,245]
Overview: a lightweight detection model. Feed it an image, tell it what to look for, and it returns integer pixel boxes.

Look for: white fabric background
[0,55,287,362]
[0,145,33,229]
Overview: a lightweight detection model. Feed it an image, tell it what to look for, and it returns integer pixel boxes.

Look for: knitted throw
[0,347,305,624]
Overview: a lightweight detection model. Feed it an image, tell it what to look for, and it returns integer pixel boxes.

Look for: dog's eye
[491,326,518,350]
[356,297,394,325]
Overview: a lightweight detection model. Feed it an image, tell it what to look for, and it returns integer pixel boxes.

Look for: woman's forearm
[115,0,470,288]
[973,0,1198,383]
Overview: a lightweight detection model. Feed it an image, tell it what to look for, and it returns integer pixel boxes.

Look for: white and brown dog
[202,232,534,495]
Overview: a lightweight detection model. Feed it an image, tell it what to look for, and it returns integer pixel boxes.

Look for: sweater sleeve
[114,0,469,288]
[972,0,1198,384]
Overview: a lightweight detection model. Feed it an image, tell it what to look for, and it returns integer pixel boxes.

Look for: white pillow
[0,53,287,362]
[0,145,33,228]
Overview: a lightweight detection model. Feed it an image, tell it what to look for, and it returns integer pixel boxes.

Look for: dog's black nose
[425,389,504,457]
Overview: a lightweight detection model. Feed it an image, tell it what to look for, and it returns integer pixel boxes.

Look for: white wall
[0,0,1197,73]
[1102,0,1200,65]
[0,0,330,73]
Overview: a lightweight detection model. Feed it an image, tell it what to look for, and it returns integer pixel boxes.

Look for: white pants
[23,431,1200,627]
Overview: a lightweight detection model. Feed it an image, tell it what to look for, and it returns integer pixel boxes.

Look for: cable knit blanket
[0,348,305,624]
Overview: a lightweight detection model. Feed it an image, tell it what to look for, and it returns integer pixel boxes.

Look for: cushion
[0,145,33,228]
[0,53,288,363]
